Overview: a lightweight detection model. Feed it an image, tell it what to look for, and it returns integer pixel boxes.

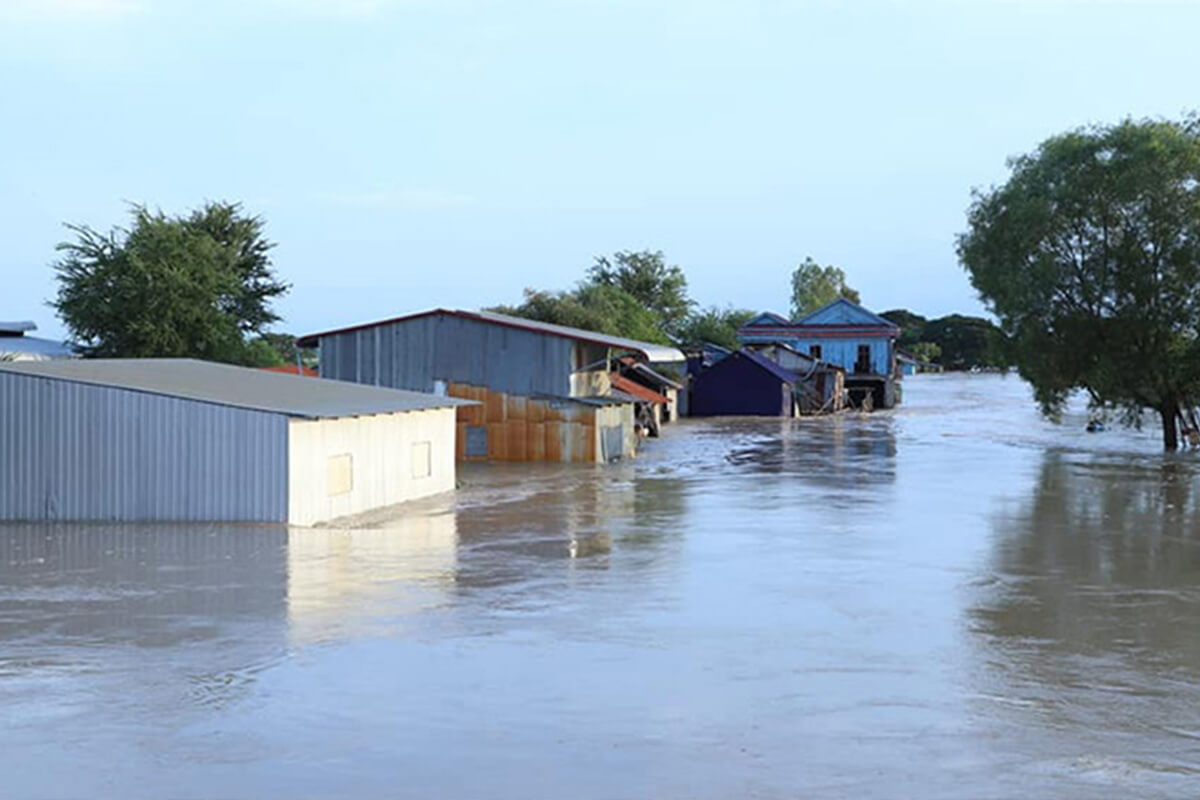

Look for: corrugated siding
[744,335,891,375]
[0,371,288,522]
[318,314,574,396]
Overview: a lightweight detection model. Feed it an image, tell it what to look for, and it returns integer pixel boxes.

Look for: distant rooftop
[0,320,76,359]
[0,320,37,335]
[298,307,686,364]
[0,359,474,419]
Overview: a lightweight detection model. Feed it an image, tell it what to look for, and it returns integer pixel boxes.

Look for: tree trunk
[1161,402,1180,451]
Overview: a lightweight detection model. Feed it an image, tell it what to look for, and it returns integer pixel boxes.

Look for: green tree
[52,202,289,364]
[910,341,942,364]
[676,306,757,350]
[254,332,317,368]
[880,308,928,348]
[587,250,692,335]
[790,257,860,318]
[492,284,670,345]
[921,315,1009,370]
[958,116,1200,450]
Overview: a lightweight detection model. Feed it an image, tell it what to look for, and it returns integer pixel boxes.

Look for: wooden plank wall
[449,382,599,463]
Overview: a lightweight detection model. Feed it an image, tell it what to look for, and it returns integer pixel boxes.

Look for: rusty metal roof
[610,373,668,404]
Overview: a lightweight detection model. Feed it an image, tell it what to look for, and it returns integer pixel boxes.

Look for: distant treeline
[881,309,1010,370]
[492,249,1009,370]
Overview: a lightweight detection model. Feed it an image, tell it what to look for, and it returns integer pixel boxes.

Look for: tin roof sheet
[610,373,668,404]
[738,348,803,384]
[297,308,686,364]
[0,358,473,419]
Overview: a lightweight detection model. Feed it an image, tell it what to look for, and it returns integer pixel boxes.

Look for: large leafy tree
[586,250,692,335]
[675,306,757,350]
[920,314,1009,370]
[958,116,1200,450]
[790,257,860,318]
[880,308,928,348]
[52,202,289,364]
[492,284,670,345]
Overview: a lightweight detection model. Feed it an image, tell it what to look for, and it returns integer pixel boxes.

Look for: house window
[809,344,822,359]
[855,344,872,374]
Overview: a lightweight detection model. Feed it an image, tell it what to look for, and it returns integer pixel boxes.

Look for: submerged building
[737,299,902,409]
[0,321,75,361]
[0,359,471,525]
[297,308,685,463]
[690,349,804,417]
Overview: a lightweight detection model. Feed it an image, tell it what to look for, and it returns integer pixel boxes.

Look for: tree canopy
[958,116,1200,449]
[493,284,671,345]
[880,309,928,348]
[790,257,860,318]
[493,249,699,346]
[675,306,758,350]
[52,202,289,364]
[586,250,692,335]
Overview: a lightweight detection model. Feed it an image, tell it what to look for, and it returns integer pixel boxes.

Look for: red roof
[610,373,668,404]
[260,364,317,377]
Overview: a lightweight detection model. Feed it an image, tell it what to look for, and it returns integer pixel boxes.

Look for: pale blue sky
[4,0,1198,340]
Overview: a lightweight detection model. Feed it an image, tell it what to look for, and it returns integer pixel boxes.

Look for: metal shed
[0,321,76,361]
[297,308,683,463]
[0,359,472,525]
[689,349,802,417]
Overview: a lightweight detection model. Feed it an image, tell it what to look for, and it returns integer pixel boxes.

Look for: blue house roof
[742,311,792,328]
[794,298,899,331]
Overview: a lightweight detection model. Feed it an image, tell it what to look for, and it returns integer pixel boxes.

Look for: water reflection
[451,463,688,593]
[287,509,458,646]
[0,523,290,731]
[0,523,287,648]
[968,453,1200,785]
[721,414,898,499]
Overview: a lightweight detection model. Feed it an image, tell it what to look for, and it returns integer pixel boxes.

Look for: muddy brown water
[3,373,1200,799]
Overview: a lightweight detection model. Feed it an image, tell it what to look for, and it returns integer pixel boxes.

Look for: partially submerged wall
[287,407,457,526]
[447,382,635,463]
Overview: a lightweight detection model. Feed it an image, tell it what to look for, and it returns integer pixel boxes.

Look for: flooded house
[297,309,686,463]
[689,348,804,417]
[0,359,471,525]
[612,357,683,432]
[748,342,846,413]
[737,298,902,410]
[0,321,75,361]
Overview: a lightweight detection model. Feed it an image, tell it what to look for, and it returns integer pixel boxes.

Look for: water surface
[3,374,1200,799]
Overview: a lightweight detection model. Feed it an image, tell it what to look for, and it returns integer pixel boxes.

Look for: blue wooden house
[690,349,802,417]
[737,298,902,409]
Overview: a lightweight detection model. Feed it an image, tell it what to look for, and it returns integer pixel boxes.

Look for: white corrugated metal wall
[286,407,456,526]
[0,371,289,522]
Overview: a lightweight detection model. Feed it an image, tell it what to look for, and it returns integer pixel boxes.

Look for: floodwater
[4,374,1200,799]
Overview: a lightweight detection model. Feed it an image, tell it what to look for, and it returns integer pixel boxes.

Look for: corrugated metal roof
[610,373,667,404]
[622,361,683,390]
[738,348,803,384]
[0,334,76,359]
[0,358,474,419]
[298,308,686,364]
